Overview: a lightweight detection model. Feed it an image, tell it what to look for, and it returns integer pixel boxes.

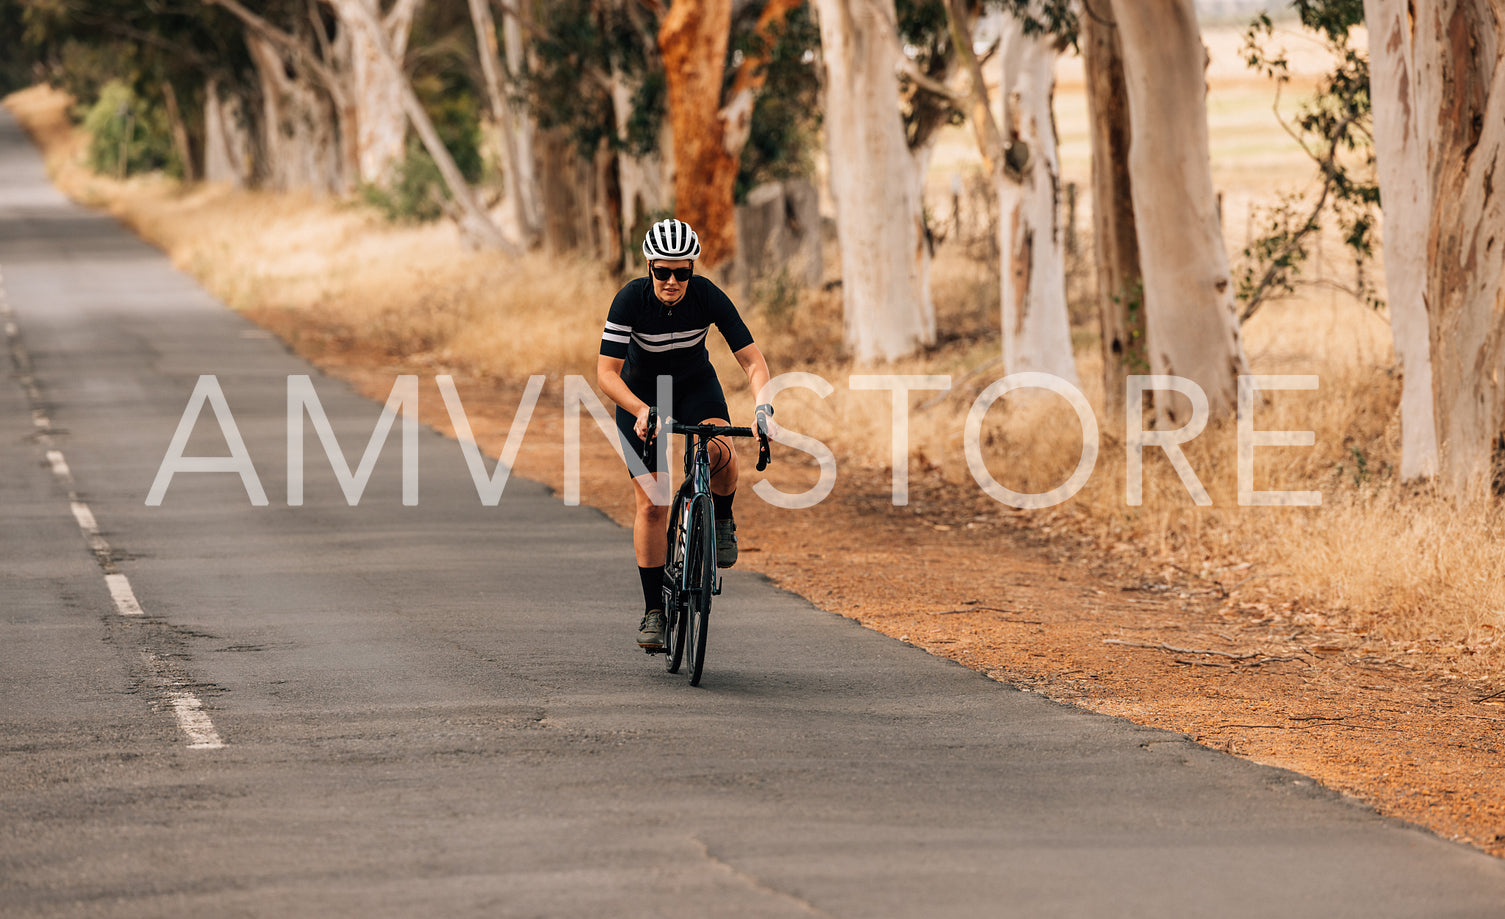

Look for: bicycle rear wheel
[683,496,716,686]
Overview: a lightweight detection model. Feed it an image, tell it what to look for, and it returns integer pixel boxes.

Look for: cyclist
[597,218,773,652]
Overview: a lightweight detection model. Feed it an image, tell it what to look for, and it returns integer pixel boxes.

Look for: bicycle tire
[664,490,689,673]
[684,496,716,686]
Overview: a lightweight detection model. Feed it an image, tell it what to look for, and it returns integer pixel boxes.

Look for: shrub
[80,80,178,178]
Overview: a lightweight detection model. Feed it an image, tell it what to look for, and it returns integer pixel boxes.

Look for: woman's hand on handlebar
[755,403,775,472]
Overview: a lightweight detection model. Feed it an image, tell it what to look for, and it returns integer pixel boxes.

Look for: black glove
[754,403,773,472]
[638,408,658,465]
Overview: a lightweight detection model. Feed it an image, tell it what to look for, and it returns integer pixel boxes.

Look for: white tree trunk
[996,13,1078,386]
[1364,0,1438,481]
[471,0,543,245]
[332,0,420,187]
[202,78,251,187]
[336,0,518,251]
[1415,0,1505,500]
[1112,0,1247,422]
[815,0,935,362]
[245,34,344,194]
[500,10,543,241]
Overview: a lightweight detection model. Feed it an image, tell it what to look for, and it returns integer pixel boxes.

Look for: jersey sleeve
[704,280,754,353]
[600,285,635,359]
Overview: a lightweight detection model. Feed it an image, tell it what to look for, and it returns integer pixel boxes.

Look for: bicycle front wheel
[664,491,689,674]
[684,496,716,686]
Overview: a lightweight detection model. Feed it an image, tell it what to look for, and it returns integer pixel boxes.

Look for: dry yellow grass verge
[7,81,1503,672]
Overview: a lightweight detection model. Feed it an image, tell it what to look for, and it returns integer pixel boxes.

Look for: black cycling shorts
[615,368,730,477]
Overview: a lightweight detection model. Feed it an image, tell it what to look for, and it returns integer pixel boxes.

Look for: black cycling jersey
[600,275,754,396]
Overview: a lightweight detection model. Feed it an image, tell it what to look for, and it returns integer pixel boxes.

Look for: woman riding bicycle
[596,218,773,652]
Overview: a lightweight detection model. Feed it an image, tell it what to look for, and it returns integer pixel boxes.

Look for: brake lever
[639,408,658,465]
[755,405,772,472]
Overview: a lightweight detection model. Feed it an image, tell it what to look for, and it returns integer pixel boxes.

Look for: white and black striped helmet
[642,218,701,262]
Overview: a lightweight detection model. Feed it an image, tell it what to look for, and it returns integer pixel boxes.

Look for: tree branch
[940,0,1008,176]
[1239,107,1361,323]
[206,0,346,102]
[898,57,967,106]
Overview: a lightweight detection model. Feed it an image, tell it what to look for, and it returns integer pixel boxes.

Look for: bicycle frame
[643,413,760,685]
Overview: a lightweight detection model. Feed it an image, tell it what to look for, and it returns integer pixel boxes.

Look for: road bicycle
[641,411,770,686]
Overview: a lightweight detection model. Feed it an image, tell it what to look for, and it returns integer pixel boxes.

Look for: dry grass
[7,25,1502,668]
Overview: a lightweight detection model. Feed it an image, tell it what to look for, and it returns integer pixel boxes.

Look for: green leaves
[1236,2,1381,321]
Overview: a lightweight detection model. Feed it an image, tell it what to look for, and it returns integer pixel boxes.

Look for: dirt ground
[250,317,1505,861]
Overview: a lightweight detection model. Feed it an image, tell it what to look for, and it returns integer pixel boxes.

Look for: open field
[7,24,1505,857]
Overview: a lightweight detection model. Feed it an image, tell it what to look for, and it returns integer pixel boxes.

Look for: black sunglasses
[651,265,693,282]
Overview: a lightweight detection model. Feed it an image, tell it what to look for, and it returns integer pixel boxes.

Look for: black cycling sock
[712,489,735,521]
[639,565,663,613]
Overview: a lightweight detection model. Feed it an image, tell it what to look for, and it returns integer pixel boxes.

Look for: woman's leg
[632,471,672,648]
[632,472,670,568]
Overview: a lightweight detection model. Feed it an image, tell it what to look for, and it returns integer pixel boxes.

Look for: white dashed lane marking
[69,500,98,534]
[1,268,223,749]
[167,688,226,750]
[45,449,71,479]
[105,573,144,617]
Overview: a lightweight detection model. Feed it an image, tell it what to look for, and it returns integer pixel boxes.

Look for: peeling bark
[1417,0,1505,500]
[944,0,1077,383]
[658,0,735,265]
[656,0,803,269]
[1112,0,1247,421]
[335,0,420,187]
[1082,6,1144,419]
[1365,0,1439,481]
[992,10,1078,386]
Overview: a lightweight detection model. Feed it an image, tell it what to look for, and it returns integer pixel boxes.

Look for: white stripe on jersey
[633,329,709,353]
[634,326,710,344]
[602,332,631,344]
[605,321,632,333]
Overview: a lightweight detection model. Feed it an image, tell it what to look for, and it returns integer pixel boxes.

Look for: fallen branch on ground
[1104,639,1261,661]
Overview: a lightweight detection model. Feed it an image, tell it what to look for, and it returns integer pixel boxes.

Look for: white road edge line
[104,573,143,616]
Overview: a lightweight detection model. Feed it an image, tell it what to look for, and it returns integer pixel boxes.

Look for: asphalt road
[3,109,1504,918]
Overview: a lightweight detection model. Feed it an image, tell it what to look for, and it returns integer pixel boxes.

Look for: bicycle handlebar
[640,410,771,471]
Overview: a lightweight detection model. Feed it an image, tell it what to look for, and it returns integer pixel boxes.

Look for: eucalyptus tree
[1409,0,1505,500]
[941,0,1080,385]
[1362,0,1437,481]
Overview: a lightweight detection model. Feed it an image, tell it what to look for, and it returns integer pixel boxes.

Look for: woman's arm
[597,354,654,438]
[733,343,771,402]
